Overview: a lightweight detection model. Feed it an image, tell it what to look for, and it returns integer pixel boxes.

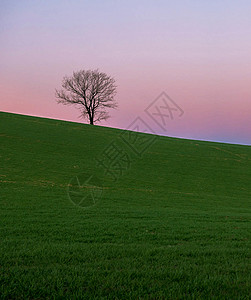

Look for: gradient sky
[1,0,251,145]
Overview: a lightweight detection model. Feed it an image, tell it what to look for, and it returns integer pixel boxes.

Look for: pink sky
[1,1,251,145]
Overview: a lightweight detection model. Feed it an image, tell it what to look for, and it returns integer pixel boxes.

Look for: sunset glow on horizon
[1,0,251,145]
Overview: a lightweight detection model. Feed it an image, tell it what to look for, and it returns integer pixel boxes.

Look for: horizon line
[1,110,250,147]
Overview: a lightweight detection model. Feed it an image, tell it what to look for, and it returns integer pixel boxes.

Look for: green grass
[0,111,250,299]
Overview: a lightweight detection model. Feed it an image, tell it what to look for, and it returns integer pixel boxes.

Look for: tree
[56,69,117,125]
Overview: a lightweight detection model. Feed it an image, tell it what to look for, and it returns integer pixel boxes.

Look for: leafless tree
[56,69,117,125]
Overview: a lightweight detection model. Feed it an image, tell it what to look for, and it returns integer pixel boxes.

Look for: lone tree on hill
[56,69,117,125]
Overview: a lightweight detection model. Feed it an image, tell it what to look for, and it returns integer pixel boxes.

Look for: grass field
[0,111,250,299]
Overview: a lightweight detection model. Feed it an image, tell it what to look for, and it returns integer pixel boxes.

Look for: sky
[1,0,251,145]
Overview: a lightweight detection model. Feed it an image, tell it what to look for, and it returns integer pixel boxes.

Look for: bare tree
[56,69,117,125]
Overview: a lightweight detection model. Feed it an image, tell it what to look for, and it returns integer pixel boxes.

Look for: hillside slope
[0,111,250,299]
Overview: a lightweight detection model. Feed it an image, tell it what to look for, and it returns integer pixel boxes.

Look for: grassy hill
[0,111,250,299]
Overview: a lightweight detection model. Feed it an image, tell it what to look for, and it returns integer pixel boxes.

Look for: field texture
[0,111,250,299]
